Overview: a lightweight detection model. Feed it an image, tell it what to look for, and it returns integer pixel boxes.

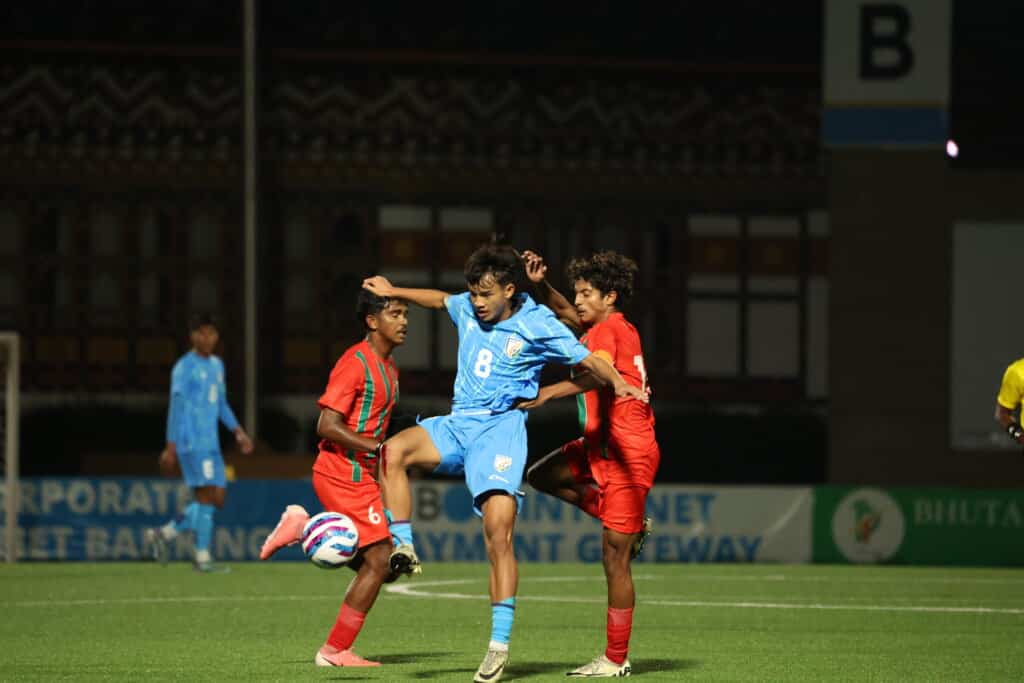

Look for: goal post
[1,332,19,563]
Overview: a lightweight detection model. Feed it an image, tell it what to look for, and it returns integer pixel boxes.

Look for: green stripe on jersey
[573,362,589,432]
[575,394,587,435]
[351,350,377,483]
[373,359,393,442]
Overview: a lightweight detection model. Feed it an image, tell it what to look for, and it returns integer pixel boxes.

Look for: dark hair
[188,312,218,332]
[464,243,525,289]
[356,289,393,330]
[566,251,638,307]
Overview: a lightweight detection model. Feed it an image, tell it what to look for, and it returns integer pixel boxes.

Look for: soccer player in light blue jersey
[362,244,646,682]
[144,313,253,572]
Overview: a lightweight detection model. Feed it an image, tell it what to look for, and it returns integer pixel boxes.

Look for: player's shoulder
[443,291,472,320]
[447,291,471,308]
[519,295,558,324]
[1007,358,1024,378]
[591,312,635,336]
[172,352,192,372]
[609,312,640,337]
[513,297,568,338]
[333,340,368,366]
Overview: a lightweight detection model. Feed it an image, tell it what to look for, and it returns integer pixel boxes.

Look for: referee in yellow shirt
[996,358,1024,445]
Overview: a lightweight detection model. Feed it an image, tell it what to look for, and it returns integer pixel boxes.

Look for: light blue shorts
[418,409,527,515]
[178,450,226,488]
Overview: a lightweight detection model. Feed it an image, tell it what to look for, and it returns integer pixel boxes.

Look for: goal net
[0,333,19,562]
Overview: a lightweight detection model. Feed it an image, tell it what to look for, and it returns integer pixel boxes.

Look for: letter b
[860,4,914,79]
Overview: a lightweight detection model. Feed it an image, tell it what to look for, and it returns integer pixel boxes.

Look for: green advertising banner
[814,486,1024,566]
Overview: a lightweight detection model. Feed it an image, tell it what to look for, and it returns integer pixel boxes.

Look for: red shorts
[311,471,391,549]
[561,437,659,535]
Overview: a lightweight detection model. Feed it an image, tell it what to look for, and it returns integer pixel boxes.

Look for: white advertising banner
[408,482,813,564]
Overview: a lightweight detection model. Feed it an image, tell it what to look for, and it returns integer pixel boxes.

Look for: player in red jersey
[259,290,408,668]
[520,249,660,678]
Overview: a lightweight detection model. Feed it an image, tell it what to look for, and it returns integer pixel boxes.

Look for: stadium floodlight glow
[946,139,959,158]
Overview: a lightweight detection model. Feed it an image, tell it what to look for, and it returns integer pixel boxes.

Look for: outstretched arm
[522,250,580,330]
[517,371,603,409]
[363,275,448,310]
[577,352,648,402]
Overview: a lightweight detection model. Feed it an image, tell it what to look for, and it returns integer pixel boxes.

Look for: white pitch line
[385,578,1024,616]
[641,599,1024,614]
[671,573,1024,589]
[0,576,621,609]
[6,574,1024,615]
[3,594,338,608]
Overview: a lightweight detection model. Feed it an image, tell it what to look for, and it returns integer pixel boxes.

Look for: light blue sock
[194,504,215,552]
[172,502,201,534]
[389,520,414,547]
[490,598,516,646]
[384,509,399,547]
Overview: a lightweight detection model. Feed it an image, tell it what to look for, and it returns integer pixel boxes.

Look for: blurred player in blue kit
[362,244,646,682]
[145,313,253,572]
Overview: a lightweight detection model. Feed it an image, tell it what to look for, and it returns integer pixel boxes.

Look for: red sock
[605,606,633,664]
[580,487,601,519]
[326,603,367,651]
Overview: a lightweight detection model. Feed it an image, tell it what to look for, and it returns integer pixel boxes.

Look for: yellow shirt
[997,358,1024,411]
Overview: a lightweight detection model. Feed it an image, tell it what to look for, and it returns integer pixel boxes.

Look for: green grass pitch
[2,562,1024,681]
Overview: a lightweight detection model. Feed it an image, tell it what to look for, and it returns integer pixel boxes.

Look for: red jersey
[313,339,399,484]
[577,312,657,459]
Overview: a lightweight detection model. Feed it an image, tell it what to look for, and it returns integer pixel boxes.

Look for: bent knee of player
[525,450,561,491]
[381,443,406,474]
[484,530,515,558]
[602,529,633,559]
[383,428,436,470]
[360,541,392,576]
[194,485,224,508]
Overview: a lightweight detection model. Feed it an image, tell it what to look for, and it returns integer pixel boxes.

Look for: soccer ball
[301,512,359,569]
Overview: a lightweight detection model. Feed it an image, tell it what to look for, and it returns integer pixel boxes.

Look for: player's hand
[515,390,550,411]
[362,275,396,297]
[235,428,254,454]
[1009,423,1024,445]
[158,445,178,476]
[615,383,650,403]
[521,250,547,284]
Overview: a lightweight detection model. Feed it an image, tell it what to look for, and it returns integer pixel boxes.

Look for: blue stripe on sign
[823,107,948,146]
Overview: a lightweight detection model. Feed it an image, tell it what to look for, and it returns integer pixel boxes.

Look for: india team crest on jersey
[493,454,513,472]
[504,335,524,358]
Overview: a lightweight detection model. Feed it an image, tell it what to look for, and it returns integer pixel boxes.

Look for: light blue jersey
[419,293,590,512]
[166,351,239,462]
[445,292,590,412]
[160,351,239,556]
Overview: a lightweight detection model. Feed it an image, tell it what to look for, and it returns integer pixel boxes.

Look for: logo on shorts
[504,335,524,358]
[493,455,513,472]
